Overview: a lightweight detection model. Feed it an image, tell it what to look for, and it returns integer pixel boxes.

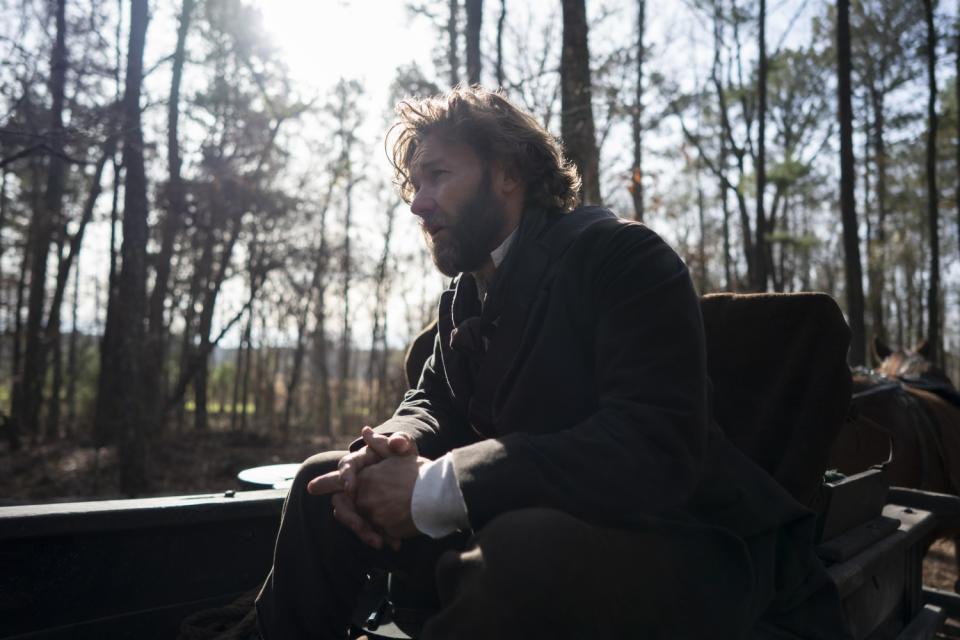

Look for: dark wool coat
[376,207,848,636]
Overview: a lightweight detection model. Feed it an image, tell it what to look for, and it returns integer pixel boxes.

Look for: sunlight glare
[258,1,433,101]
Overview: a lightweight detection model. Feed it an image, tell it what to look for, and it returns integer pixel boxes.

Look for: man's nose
[410,190,436,218]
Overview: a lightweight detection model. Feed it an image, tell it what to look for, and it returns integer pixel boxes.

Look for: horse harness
[848,378,949,492]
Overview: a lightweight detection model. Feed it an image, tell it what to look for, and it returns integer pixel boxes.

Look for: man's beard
[425,176,507,277]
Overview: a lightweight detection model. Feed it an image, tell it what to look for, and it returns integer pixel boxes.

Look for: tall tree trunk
[721,167,733,288]
[313,287,332,439]
[110,0,151,495]
[282,315,307,437]
[630,0,645,221]
[837,0,866,365]
[44,235,66,440]
[44,137,116,397]
[94,0,125,446]
[19,0,68,440]
[368,205,396,418]
[167,278,259,421]
[92,157,122,446]
[448,0,460,87]
[753,0,769,292]
[0,170,7,377]
[868,88,889,345]
[145,0,195,434]
[560,0,601,205]
[230,308,247,431]
[65,260,79,437]
[712,0,733,289]
[236,306,253,432]
[465,0,482,84]
[338,177,354,433]
[194,213,242,431]
[708,0,754,286]
[923,0,941,364]
[696,157,707,292]
[0,171,7,433]
[6,228,30,451]
[496,0,506,87]
[185,215,218,433]
[176,225,207,432]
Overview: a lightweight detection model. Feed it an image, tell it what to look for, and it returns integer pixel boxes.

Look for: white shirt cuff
[411,452,469,538]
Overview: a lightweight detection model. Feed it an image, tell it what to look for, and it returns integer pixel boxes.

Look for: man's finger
[361,426,395,459]
[387,433,416,456]
[338,446,382,497]
[306,470,343,496]
[332,493,383,549]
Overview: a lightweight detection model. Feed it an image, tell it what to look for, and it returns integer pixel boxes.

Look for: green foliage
[767,158,812,190]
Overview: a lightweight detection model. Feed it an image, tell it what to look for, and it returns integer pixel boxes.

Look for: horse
[829,339,960,492]
[828,338,960,588]
[829,367,958,494]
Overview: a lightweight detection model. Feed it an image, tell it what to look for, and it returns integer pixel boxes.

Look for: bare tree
[630,0,645,222]
[144,0,195,433]
[560,0,601,205]
[496,0,506,87]
[754,0,769,291]
[367,200,399,420]
[837,0,866,365]
[18,0,68,441]
[850,0,923,347]
[923,0,941,364]
[448,0,460,87]
[100,0,151,495]
[466,0,483,84]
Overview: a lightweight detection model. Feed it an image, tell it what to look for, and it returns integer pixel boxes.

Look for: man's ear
[492,161,523,196]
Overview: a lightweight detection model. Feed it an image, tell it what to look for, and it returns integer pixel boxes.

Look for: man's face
[407,135,509,277]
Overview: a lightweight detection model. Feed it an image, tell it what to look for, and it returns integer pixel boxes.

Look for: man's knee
[430,508,753,638]
[471,508,592,575]
[290,450,345,494]
[434,508,593,603]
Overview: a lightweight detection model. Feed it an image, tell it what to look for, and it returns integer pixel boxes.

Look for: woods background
[0,0,957,499]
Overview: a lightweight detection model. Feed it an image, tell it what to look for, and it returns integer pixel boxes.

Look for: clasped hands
[307,426,427,550]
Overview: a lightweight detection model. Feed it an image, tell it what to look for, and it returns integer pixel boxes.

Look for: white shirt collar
[490,227,518,268]
[474,226,518,304]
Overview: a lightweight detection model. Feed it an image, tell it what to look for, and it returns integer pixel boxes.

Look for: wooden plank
[828,506,936,599]
[888,488,960,530]
[840,554,906,640]
[895,604,946,640]
[0,491,285,639]
[922,588,960,619]
[817,515,901,563]
[0,489,286,540]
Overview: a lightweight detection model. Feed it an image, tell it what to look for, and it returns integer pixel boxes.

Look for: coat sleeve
[370,328,482,461]
[450,222,711,529]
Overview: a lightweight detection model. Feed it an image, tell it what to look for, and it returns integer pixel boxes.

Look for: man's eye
[431,170,446,179]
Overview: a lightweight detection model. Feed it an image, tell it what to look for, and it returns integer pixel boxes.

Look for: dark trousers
[255,451,765,640]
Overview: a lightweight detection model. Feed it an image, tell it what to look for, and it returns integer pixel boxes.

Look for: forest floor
[0,428,343,504]
[928,538,960,638]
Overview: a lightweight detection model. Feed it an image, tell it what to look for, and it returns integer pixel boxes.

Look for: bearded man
[255,87,848,640]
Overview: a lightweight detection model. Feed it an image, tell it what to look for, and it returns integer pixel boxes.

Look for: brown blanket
[699,292,852,507]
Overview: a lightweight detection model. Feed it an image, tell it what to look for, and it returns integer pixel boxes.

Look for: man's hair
[388,86,581,213]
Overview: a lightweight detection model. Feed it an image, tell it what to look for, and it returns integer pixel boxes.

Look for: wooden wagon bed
[1,490,284,639]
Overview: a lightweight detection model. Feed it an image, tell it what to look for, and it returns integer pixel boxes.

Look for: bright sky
[258,0,434,112]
